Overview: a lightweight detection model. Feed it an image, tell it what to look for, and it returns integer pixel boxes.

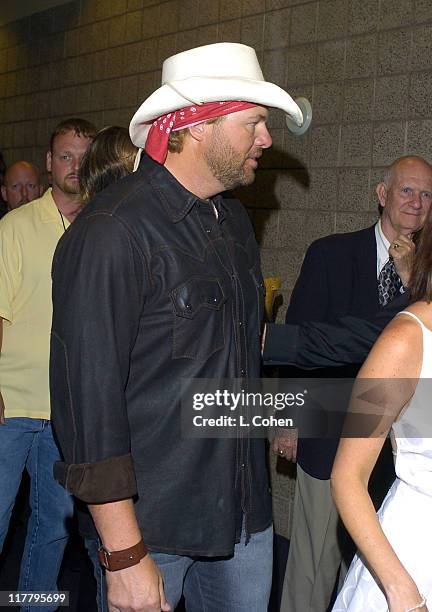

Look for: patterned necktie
[378,258,402,306]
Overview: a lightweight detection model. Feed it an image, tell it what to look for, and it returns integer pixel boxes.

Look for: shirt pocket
[170,276,227,360]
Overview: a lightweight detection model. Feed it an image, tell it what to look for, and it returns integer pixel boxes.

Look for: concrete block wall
[2,0,432,537]
[2,0,431,316]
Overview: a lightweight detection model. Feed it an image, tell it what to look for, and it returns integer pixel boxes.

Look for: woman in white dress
[331,213,432,611]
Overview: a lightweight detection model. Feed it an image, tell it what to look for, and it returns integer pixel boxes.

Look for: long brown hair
[79,126,137,203]
[410,207,432,302]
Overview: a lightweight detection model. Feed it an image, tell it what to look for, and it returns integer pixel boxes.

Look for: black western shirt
[50,154,272,556]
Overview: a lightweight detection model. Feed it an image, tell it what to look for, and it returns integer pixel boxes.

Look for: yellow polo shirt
[0,188,70,419]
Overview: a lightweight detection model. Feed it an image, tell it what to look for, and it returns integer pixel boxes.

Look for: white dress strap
[396,311,432,378]
[397,310,427,328]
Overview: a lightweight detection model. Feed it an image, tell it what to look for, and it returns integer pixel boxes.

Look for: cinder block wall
[2,0,432,537]
[2,0,432,293]
[2,0,432,309]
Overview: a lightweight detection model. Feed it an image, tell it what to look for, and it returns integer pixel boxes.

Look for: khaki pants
[280,466,348,612]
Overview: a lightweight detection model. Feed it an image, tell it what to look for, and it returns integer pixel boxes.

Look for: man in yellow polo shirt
[0,118,95,607]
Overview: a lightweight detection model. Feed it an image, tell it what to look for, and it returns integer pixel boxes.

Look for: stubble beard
[58,176,80,195]
[204,131,256,191]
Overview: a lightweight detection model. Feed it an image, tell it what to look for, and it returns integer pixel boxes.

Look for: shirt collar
[38,188,70,229]
[376,218,390,249]
[375,218,390,275]
[138,153,230,223]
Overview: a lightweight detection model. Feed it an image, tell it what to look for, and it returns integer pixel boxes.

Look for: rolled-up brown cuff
[54,453,137,503]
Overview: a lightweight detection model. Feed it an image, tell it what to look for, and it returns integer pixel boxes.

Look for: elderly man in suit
[272,155,432,612]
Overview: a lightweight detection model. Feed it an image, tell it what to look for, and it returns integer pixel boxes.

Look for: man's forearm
[263,318,378,368]
[263,293,409,369]
[89,499,170,612]
[88,498,142,550]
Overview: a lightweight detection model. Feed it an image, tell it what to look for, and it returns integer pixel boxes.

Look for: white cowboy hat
[129,42,312,148]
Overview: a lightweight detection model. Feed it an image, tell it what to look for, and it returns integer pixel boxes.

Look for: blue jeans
[0,418,74,612]
[87,523,273,612]
[85,538,108,612]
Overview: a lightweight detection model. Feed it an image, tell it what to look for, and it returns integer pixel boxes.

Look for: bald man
[1,161,43,212]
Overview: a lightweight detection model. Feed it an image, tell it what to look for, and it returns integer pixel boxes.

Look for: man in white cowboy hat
[49,42,309,612]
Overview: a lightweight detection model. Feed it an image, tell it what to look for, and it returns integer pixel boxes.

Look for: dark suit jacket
[264,293,407,367]
[286,225,380,325]
[280,225,394,478]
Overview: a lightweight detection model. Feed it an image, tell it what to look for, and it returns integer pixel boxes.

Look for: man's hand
[272,428,298,462]
[89,499,171,612]
[389,234,415,288]
[106,554,171,612]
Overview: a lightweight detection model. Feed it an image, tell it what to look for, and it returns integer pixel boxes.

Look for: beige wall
[1,0,432,536]
[2,0,432,310]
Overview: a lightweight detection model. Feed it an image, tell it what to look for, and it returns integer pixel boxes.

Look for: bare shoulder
[380,309,423,346]
[401,301,432,332]
[360,310,423,379]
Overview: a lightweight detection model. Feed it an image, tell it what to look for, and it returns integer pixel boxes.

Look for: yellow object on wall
[264,276,281,322]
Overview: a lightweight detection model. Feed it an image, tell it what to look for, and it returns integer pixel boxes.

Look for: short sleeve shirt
[0,188,69,419]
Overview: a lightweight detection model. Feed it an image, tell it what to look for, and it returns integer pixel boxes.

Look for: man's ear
[188,122,209,143]
[46,150,52,173]
[1,185,7,202]
[376,182,387,208]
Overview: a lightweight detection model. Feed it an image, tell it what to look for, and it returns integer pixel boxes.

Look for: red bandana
[145,101,257,164]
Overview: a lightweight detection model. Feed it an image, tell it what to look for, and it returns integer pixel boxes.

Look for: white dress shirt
[375,219,405,292]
